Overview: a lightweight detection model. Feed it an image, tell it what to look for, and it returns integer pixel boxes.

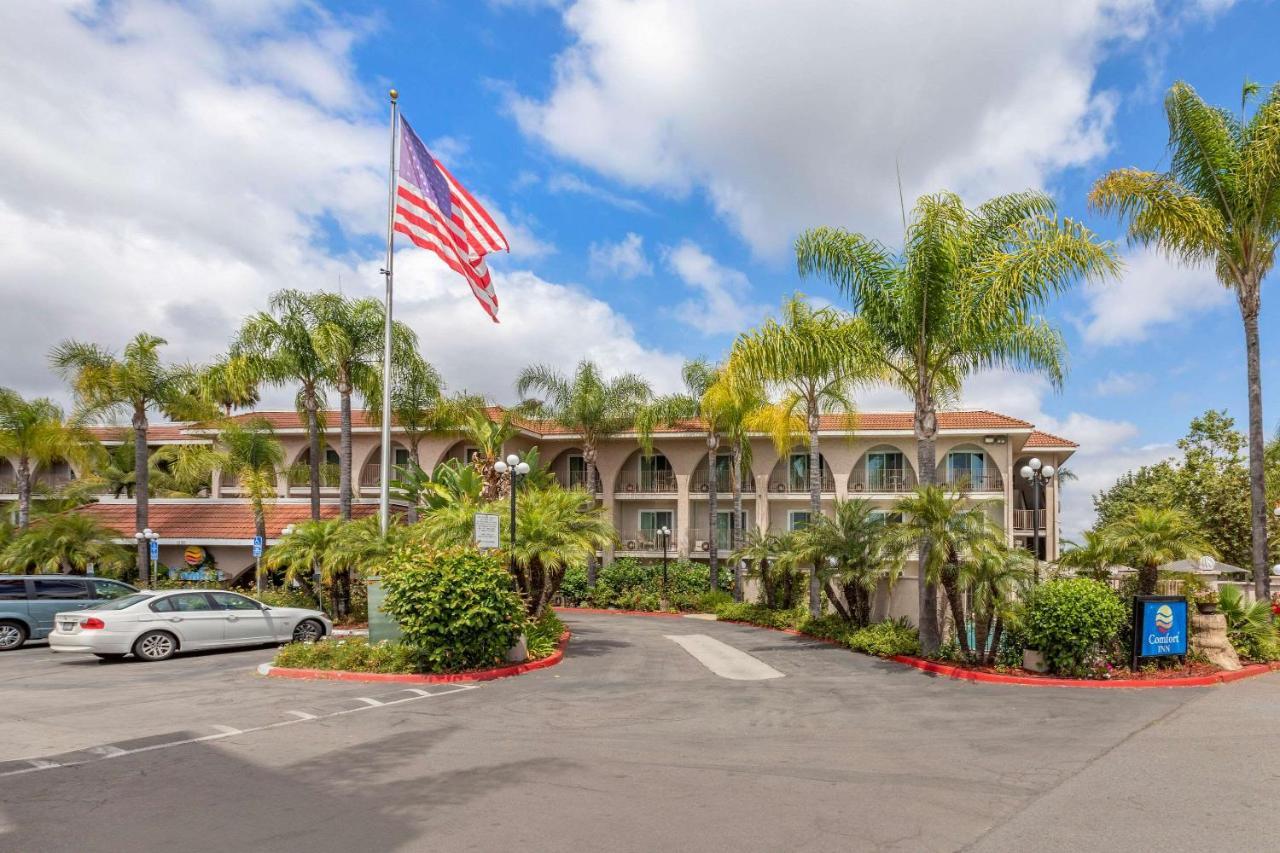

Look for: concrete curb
[554,606,687,618]
[260,631,570,684]
[555,608,1280,689]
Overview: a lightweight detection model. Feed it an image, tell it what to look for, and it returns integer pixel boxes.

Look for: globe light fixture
[1021,460,1055,583]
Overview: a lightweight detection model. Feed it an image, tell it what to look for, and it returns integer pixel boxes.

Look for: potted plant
[1194,588,1219,615]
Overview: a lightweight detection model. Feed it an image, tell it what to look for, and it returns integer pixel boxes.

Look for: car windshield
[87,593,154,611]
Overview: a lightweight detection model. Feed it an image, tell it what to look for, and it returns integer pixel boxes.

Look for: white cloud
[545,172,651,213]
[1093,370,1148,396]
[510,0,1158,255]
[589,232,652,279]
[1080,246,1230,345]
[663,241,768,335]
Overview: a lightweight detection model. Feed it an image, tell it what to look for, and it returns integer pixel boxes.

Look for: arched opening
[34,458,75,489]
[937,445,1002,492]
[547,447,592,491]
[360,443,412,492]
[0,459,16,493]
[690,452,753,494]
[289,445,340,489]
[438,439,478,469]
[850,445,917,493]
[1012,454,1049,558]
[615,449,677,494]
[767,449,834,494]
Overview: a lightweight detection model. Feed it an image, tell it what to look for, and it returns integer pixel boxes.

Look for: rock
[506,632,528,663]
[1191,611,1241,671]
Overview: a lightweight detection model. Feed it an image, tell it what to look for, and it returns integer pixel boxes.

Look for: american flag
[393,118,509,321]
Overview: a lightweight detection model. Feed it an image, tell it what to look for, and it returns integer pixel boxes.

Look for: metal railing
[689,470,754,494]
[766,470,836,494]
[939,471,1003,492]
[616,529,672,551]
[615,469,678,494]
[1012,508,1046,530]
[849,468,917,493]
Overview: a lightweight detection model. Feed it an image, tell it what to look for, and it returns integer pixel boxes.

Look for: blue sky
[0,0,1276,535]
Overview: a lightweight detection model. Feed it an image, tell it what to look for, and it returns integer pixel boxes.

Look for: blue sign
[149,539,159,561]
[1136,597,1188,658]
[252,535,264,557]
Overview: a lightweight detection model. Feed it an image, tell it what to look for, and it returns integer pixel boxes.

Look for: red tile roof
[1023,429,1079,449]
[86,424,205,443]
[75,502,377,541]
[220,406,516,431]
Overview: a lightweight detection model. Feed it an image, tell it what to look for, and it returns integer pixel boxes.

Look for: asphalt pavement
[1,612,1277,852]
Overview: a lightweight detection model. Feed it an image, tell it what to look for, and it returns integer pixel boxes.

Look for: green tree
[795,190,1117,652]
[703,371,767,598]
[516,361,652,583]
[963,547,1033,665]
[261,518,343,598]
[460,407,519,502]
[1091,80,1280,599]
[1057,530,1118,581]
[1100,506,1217,595]
[50,333,203,584]
[0,390,96,530]
[726,294,876,618]
[198,354,261,417]
[1,513,131,576]
[789,499,902,627]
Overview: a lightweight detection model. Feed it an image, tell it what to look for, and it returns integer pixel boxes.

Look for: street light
[134,528,159,586]
[657,525,672,608]
[1020,458,1055,583]
[494,454,531,573]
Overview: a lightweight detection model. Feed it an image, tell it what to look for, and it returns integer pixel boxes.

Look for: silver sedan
[48,589,331,661]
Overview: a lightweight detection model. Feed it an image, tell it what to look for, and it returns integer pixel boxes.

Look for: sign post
[148,538,159,563]
[474,513,501,550]
[1132,595,1188,671]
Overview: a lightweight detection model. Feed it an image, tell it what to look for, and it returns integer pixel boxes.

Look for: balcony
[1012,508,1046,530]
[689,469,754,495]
[940,471,1003,492]
[688,527,747,553]
[849,467,917,494]
[765,471,835,495]
[616,529,674,552]
[614,469,678,495]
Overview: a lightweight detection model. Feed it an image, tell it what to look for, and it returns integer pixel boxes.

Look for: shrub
[796,613,855,643]
[582,558,734,610]
[252,587,318,611]
[380,545,526,673]
[559,565,590,605]
[689,589,734,613]
[847,618,920,658]
[713,601,805,630]
[1218,584,1280,661]
[1024,578,1127,676]
[273,637,418,673]
[525,609,566,660]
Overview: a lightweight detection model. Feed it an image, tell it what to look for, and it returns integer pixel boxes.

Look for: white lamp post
[134,528,159,586]
[1020,458,1055,582]
[658,525,672,606]
[494,454,531,573]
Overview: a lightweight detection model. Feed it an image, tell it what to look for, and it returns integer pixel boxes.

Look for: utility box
[366,577,402,644]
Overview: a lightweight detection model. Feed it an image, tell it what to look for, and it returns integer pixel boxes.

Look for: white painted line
[353,697,383,707]
[665,634,785,681]
[210,725,243,736]
[403,688,433,697]
[682,613,718,621]
[285,710,317,720]
[27,759,60,770]
[89,746,127,758]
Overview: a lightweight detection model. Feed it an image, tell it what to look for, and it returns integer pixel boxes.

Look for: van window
[90,579,136,600]
[33,578,87,599]
[0,578,25,600]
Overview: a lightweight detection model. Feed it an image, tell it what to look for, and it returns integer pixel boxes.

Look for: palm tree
[261,518,343,597]
[726,295,876,618]
[198,354,261,417]
[1,513,131,576]
[963,547,1033,665]
[887,485,1004,657]
[235,290,330,521]
[516,361,652,583]
[50,333,203,585]
[461,407,519,501]
[790,499,903,627]
[1091,81,1280,601]
[309,293,417,520]
[1057,530,1117,581]
[171,418,283,591]
[0,390,96,530]
[795,190,1117,652]
[365,355,470,468]
[1099,506,1217,595]
[703,372,767,600]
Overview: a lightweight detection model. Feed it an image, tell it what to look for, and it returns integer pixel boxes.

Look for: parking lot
[4,613,1280,852]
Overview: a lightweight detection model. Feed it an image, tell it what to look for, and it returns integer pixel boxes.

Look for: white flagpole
[378,88,399,535]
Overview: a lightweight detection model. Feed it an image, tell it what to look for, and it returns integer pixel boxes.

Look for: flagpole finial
[389,88,398,103]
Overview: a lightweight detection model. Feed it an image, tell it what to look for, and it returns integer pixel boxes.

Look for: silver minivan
[0,576,139,650]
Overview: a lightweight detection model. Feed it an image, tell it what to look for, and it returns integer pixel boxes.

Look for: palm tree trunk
[1138,562,1158,597]
[305,391,321,521]
[707,439,719,591]
[914,398,941,654]
[989,616,1005,667]
[338,379,353,522]
[807,412,822,619]
[16,456,31,531]
[731,446,744,601]
[585,443,599,586]
[1240,298,1269,600]
[254,507,266,593]
[133,408,150,586]
[941,563,969,656]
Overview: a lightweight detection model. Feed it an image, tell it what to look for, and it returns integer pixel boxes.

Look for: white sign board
[474,513,501,549]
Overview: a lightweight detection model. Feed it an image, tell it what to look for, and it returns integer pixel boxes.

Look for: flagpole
[378,88,399,535]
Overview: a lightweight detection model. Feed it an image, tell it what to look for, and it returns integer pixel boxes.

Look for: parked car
[48,589,331,661]
[0,575,139,651]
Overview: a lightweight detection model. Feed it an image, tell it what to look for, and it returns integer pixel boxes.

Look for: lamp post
[1019,457,1055,583]
[133,528,159,586]
[493,454,530,574]
[658,525,671,608]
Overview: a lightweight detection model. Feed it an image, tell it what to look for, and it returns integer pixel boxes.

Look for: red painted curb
[554,606,687,618]
[265,631,570,684]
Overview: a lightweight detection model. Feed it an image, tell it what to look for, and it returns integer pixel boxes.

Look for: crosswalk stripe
[665,634,785,681]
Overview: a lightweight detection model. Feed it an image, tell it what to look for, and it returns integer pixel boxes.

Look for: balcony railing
[689,470,754,494]
[614,469,678,494]
[558,469,595,491]
[766,471,836,494]
[1012,508,1046,530]
[849,468,917,493]
[940,471,1003,492]
[616,529,674,552]
[688,527,747,553]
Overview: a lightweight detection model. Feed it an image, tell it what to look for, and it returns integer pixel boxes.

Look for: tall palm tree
[516,361,652,583]
[1057,530,1117,581]
[234,290,330,520]
[0,513,131,576]
[731,529,783,608]
[703,373,767,599]
[309,293,417,520]
[1100,505,1217,595]
[1091,80,1280,600]
[461,407,519,501]
[789,499,903,627]
[172,418,284,591]
[50,333,202,584]
[887,485,1004,657]
[0,390,96,530]
[962,547,1033,665]
[726,295,876,618]
[198,354,262,417]
[364,354,464,467]
[796,190,1117,652]
[261,519,343,612]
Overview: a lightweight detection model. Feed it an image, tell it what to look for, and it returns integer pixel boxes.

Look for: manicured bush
[847,618,920,657]
[713,601,806,630]
[525,609,566,660]
[559,565,590,605]
[1024,578,1127,676]
[380,544,526,673]
[252,587,319,611]
[570,558,735,610]
[796,613,855,643]
[273,637,418,674]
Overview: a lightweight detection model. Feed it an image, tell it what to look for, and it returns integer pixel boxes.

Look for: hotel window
[869,510,904,525]
[568,454,589,488]
[715,510,748,550]
[788,510,812,531]
[788,453,827,491]
[946,450,985,483]
[639,510,674,537]
[639,454,674,491]
[866,451,906,490]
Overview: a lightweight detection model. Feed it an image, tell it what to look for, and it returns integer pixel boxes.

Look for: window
[90,579,136,600]
[394,448,412,467]
[639,510,674,533]
[567,455,588,488]
[0,578,26,600]
[209,592,263,611]
[33,578,86,600]
[90,593,154,611]
[715,510,748,549]
[788,453,827,491]
[946,451,985,483]
[464,447,480,463]
[788,510,812,531]
[713,454,733,491]
[638,454,673,491]
[869,510,904,525]
[150,592,213,612]
[866,451,906,490]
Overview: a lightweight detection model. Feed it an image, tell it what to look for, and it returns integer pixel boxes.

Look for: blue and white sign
[149,538,159,561]
[252,535,264,557]
[1136,597,1188,658]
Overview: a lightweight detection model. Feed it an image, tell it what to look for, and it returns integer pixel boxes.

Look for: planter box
[1023,649,1048,673]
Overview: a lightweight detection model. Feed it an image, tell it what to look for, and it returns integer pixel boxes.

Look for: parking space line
[89,746,127,758]
[285,710,317,720]
[210,725,243,736]
[26,759,60,770]
[353,697,383,707]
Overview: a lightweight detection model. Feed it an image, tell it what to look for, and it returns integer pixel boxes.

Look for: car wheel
[94,653,126,662]
[133,631,177,662]
[292,619,324,643]
[0,621,27,651]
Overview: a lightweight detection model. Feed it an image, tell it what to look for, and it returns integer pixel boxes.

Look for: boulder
[1191,611,1241,672]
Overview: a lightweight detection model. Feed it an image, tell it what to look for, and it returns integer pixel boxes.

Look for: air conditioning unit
[853,482,864,492]
[625,540,638,550]
[699,483,709,492]
[697,540,710,552]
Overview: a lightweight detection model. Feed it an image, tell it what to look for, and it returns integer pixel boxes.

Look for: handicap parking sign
[252,535,264,557]
[149,538,159,561]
